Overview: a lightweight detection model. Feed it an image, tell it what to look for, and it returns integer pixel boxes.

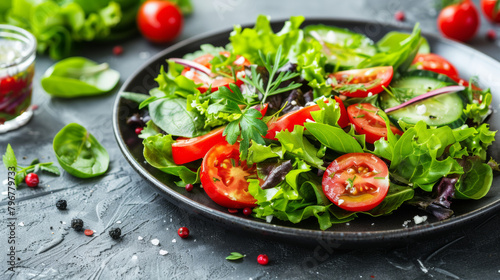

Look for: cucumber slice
[304,24,377,69]
[379,70,467,128]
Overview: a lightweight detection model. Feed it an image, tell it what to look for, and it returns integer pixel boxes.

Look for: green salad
[123,15,497,230]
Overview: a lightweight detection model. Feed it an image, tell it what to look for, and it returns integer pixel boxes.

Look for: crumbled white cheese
[291,100,297,106]
[413,215,428,224]
[338,199,344,205]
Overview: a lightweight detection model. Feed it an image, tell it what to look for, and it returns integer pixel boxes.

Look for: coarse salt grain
[151,238,160,246]
[159,250,168,256]
[132,255,138,260]
[18,222,24,227]
[138,236,143,241]
[172,239,176,243]
[116,221,121,224]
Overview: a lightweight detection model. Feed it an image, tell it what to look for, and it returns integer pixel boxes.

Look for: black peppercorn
[56,200,67,210]
[71,218,84,231]
[109,227,121,239]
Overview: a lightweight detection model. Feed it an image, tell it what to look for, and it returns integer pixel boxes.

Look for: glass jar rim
[0,24,37,69]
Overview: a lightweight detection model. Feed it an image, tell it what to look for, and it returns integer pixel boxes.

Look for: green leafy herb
[209,84,268,159]
[240,46,301,104]
[226,252,246,261]
[53,123,109,178]
[2,144,60,188]
[41,57,120,98]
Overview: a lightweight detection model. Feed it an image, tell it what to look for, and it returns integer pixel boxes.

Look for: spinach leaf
[304,123,363,154]
[120,91,149,104]
[53,123,109,178]
[149,97,208,138]
[358,24,421,72]
[142,134,198,184]
[41,57,120,98]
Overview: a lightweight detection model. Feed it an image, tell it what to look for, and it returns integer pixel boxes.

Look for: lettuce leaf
[275,126,324,169]
[390,122,464,191]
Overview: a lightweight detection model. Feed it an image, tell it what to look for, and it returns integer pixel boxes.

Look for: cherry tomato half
[412,53,459,79]
[181,51,251,93]
[172,104,268,165]
[438,0,480,42]
[322,153,389,212]
[265,97,349,140]
[347,103,403,144]
[330,66,393,98]
[137,0,183,43]
[200,142,258,209]
[481,0,500,23]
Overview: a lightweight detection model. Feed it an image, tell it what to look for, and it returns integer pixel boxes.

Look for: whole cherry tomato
[137,0,183,43]
[481,0,500,22]
[437,0,480,42]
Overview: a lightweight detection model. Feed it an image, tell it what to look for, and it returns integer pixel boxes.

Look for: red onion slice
[170,58,215,78]
[384,85,465,113]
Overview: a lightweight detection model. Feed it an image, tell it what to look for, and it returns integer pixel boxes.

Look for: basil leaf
[2,144,17,170]
[41,57,120,98]
[53,123,109,178]
[142,134,198,184]
[304,123,363,154]
[149,97,208,138]
[226,252,246,260]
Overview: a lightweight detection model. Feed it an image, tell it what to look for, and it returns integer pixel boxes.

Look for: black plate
[113,19,500,247]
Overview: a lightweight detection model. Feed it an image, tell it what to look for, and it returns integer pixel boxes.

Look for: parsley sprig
[240,46,302,104]
[208,47,304,159]
[3,144,60,187]
[208,84,268,159]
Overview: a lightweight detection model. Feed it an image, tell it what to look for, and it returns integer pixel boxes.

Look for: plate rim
[113,17,500,244]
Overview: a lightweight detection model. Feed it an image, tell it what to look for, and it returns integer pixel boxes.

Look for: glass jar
[0,24,36,133]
